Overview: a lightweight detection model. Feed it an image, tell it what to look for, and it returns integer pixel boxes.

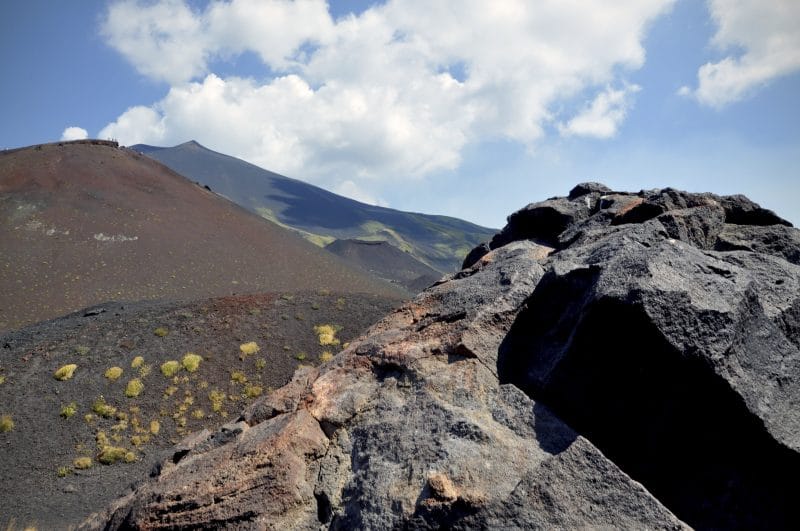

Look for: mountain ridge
[131,140,496,273]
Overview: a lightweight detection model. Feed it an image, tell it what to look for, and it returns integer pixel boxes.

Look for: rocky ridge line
[82,183,799,530]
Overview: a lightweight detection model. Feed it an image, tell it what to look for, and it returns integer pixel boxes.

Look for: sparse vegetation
[57,466,71,478]
[60,402,78,419]
[244,384,263,398]
[97,445,135,465]
[53,364,77,381]
[125,378,144,397]
[295,352,307,361]
[104,366,123,381]
[73,457,92,470]
[191,409,205,419]
[181,353,202,372]
[74,345,90,355]
[209,389,225,412]
[164,385,178,397]
[160,360,181,377]
[0,375,5,385]
[131,356,144,369]
[154,327,169,337]
[255,358,266,370]
[138,364,152,378]
[239,341,259,356]
[149,420,160,435]
[230,371,247,384]
[92,397,116,418]
[320,351,334,362]
[0,414,13,432]
[314,324,341,346]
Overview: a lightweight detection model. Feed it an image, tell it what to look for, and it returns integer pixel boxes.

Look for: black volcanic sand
[0,290,399,529]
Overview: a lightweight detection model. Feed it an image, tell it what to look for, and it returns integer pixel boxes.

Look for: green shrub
[0,414,13,432]
[104,367,123,381]
[57,466,71,477]
[160,360,181,377]
[97,445,135,464]
[125,378,144,398]
[314,324,340,346]
[154,327,169,337]
[255,358,266,370]
[295,352,307,361]
[319,351,334,362]
[244,384,263,398]
[92,397,116,418]
[230,371,247,384]
[209,389,225,412]
[60,402,78,419]
[181,353,202,372]
[239,342,259,356]
[73,457,92,469]
[131,356,144,368]
[54,364,78,381]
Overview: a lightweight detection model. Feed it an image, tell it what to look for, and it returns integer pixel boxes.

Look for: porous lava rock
[84,184,798,530]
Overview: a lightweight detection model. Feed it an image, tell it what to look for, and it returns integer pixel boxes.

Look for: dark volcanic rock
[84,185,799,530]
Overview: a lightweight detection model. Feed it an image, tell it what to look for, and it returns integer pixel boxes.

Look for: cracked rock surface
[84,184,799,530]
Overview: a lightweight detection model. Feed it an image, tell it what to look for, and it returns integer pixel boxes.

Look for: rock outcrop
[83,184,799,530]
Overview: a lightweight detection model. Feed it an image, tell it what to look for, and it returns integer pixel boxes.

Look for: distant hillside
[0,140,405,332]
[326,239,442,293]
[132,141,496,273]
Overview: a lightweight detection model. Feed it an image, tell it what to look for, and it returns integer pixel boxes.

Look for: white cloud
[559,84,641,139]
[100,0,674,191]
[687,0,800,108]
[61,126,89,141]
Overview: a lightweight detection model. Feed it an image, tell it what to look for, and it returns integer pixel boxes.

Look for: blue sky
[1,0,798,229]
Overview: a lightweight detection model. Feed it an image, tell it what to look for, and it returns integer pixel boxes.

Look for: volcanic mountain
[0,140,405,332]
[131,140,496,273]
[325,239,441,292]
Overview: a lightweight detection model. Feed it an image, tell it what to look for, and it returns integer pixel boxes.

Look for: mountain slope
[325,238,442,292]
[132,141,496,272]
[0,140,405,332]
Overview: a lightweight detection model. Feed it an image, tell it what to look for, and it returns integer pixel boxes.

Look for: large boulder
[84,185,798,530]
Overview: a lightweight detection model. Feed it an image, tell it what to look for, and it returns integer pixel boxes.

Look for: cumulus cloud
[61,126,89,141]
[685,0,800,108]
[559,84,641,139]
[101,0,674,188]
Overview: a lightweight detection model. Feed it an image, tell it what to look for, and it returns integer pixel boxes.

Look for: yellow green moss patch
[244,384,263,398]
[54,364,78,381]
[319,351,334,362]
[239,341,260,357]
[209,389,225,412]
[314,324,341,346]
[131,356,144,369]
[125,378,144,398]
[153,327,169,337]
[230,371,247,384]
[149,420,160,435]
[191,409,205,419]
[97,445,135,465]
[0,414,13,432]
[60,402,78,419]
[181,353,202,372]
[92,397,116,418]
[104,366,123,381]
[57,466,71,477]
[73,457,92,469]
[255,358,266,370]
[160,360,181,377]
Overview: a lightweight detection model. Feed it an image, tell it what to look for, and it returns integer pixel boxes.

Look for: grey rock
[85,185,800,530]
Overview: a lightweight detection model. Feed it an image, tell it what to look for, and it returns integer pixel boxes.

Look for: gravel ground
[0,290,401,529]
